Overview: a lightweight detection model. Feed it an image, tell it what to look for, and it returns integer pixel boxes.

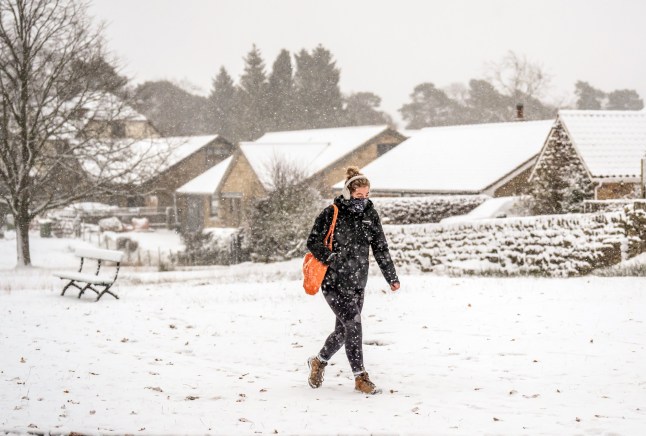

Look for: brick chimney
[515,103,524,121]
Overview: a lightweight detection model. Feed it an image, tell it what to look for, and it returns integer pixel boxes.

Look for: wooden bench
[54,248,124,301]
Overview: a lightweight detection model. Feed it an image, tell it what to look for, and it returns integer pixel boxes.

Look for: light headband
[341,175,369,200]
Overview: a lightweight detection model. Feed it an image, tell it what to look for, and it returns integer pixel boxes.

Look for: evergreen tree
[517,94,557,121]
[606,89,644,110]
[267,49,295,131]
[208,67,241,142]
[69,55,129,98]
[133,80,211,136]
[399,83,463,128]
[293,45,344,129]
[344,92,392,126]
[529,122,596,214]
[239,45,269,140]
[465,79,512,123]
[575,81,606,109]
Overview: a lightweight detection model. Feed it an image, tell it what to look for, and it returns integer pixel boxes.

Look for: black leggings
[318,270,365,374]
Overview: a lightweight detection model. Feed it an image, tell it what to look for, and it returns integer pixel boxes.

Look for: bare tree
[0,0,163,266]
[487,51,552,102]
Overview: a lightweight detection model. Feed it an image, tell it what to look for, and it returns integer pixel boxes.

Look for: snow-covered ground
[1,233,645,435]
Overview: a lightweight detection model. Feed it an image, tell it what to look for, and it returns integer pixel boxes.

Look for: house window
[110,121,126,138]
[222,192,243,225]
[210,195,219,217]
[146,195,159,208]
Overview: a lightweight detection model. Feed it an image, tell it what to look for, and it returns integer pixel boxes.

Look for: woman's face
[351,186,370,199]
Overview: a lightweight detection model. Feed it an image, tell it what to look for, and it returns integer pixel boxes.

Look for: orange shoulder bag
[302,204,338,295]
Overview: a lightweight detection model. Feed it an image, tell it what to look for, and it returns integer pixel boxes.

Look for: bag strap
[323,204,338,250]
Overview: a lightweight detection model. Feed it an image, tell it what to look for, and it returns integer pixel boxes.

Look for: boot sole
[355,387,382,395]
[307,357,322,389]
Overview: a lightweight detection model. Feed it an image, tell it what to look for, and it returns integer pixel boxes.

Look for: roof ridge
[419,119,553,132]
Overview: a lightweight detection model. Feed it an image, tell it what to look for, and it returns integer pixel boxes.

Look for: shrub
[247,160,322,262]
[176,230,235,266]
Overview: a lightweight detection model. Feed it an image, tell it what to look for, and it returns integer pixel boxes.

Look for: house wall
[196,129,404,228]
[145,138,233,212]
[494,167,533,197]
[596,182,642,200]
[313,130,405,197]
[84,120,159,140]
[125,121,160,139]
[527,122,596,213]
[215,153,266,227]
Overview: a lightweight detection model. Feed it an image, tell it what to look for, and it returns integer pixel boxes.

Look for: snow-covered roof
[399,129,420,138]
[78,92,147,122]
[131,135,221,176]
[558,110,646,179]
[82,135,221,185]
[352,120,554,193]
[176,155,234,195]
[51,93,151,141]
[440,196,522,224]
[63,92,148,123]
[242,125,390,189]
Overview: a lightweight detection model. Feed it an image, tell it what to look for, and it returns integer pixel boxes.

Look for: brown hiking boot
[307,356,327,388]
[354,372,382,395]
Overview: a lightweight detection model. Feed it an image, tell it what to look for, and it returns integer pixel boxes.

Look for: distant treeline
[109,46,644,141]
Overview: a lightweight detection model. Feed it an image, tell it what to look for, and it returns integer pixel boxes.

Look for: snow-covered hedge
[383,208,644,277]
[371,195,490,224]
[176,227,247,266]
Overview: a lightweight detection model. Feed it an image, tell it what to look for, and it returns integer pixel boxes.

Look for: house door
[186,198,204,233]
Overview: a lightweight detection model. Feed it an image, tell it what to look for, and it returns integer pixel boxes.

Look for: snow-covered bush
[371,195,489,224]
[116,236,138,252]
[247,161,322,262]
[248,185,321,262]
[620,203,646,257]
[383,210,635,277]
[176,228,243,266]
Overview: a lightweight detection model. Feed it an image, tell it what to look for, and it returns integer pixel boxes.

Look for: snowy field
[1,233,645,435]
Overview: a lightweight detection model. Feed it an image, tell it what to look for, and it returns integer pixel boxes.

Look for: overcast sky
[88,0,646,126]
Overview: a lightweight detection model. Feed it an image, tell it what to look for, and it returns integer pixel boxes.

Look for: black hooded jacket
[306,196,398,291]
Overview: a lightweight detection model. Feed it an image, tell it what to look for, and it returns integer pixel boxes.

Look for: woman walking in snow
[306,166,400,395]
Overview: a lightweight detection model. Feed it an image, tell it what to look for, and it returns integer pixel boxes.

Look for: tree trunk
[15,207,32,267]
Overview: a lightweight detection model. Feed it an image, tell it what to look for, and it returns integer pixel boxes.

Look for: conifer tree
[239,45,269,140]
[529,122,596,214]
[267,49,295,131]
[465,79,512,123]
[208,67,240,142]
[344,92,392,126]
[294,45,344,129]
[399,83,462,128]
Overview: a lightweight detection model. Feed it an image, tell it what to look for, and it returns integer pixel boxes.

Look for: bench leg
[61,281,118,301]
[78,283,99,299]
[61,281,82,296]
[96,284,119,302]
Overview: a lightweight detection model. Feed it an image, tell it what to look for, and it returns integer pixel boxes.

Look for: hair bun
[345,166,362,179]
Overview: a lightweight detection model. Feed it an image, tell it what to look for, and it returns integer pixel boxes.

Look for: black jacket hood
[307,197,398,291]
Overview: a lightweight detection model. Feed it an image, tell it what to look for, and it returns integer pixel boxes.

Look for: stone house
[108,135,234,217]
[176,125,406,230]
[528,110,646,200]
[355,120,554,197]
[71,92,159,140]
